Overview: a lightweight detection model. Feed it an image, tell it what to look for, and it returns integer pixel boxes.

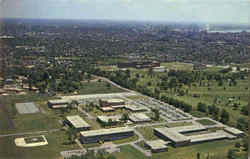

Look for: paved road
[93,75,137,94]
[94,75,194,122]
[77,106,100,129]
[0,129,61,138]
[77,106,94,120]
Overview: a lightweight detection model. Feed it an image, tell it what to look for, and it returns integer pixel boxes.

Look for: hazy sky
[0,0,249,24]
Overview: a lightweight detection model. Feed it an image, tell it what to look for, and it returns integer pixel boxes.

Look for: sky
[0,0,250,24]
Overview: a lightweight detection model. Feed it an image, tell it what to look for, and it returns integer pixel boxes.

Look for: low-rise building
[224,127,244,137]
[154,127,190,147]
[145,140,169,153]
[189,131,228,143]
[80,127,134,144]
[170,125,207,134]
[65,115,90,131]
[97,115,122,123]
[99,99,125,107]
[124,105,147,112]
[48,99,69,109]
[129,113,151,123]
[100,107,115,112]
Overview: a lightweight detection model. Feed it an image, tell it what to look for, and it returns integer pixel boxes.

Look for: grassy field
[0,93,60,134]
[196,119,217,126]
[78,81,126,94]
[113,139,247,159]
[166,121,193,128]
[113,145,146,159]
[0,131,80,159]
[169,79,249,126]
[161,62,194,71]
[130,68,248,127]
[136,126,160,140]
[113,134,139,144]
[0,92,95,134]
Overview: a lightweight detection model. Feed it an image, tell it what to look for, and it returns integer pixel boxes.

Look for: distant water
[208,29,250,33]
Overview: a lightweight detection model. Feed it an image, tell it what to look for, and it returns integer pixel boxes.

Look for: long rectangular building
[48,99,69,109]
[154,128,190,147]
[224,127,244,137]
[66,115,90,131]
[189,131,228,143]
[80,127,134,144]
[99,99,125,107]
[170,125,207,134]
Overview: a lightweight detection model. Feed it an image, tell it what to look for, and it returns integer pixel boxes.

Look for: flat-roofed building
[189,131,228,143]
[129,113,151,123]
[154,128,190,147]
[48,99,69,109]
[145,140,169,153]
[99,99,125,107]
[97,115,122,123]
[80,127,134,144]
[100,107,115,112]
[66,115,90,131]
[125,105,147,112]
[224,127,244,137]
[170,125,207,134]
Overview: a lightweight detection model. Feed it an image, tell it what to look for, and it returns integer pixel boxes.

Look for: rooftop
[48,99,70,104]
[97,115,122,123]
[129,113,151,122]
[100,107,115,111]
[169,125,206,133]
[66,115,90,128]
[101,99,125,103]
[80,127,134,137]
[125,105,147,111]
[154,127,190,143]
[189,130,228,143]
[145,140,169,150]
[224,127,244,135]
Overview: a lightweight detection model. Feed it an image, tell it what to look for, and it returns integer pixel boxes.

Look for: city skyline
[0,0,250,24]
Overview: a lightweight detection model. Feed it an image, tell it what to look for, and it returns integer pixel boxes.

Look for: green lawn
[0,93,60,134]
[166,121,193,128]
[0,92,89,134]
[163,79,248,127]
[196,119,217,126]
[161,62,194,71]
[0,131,79,159]
[112,134,139,144]
[136,127,160,140]
[78,81,126,95]
[113,145,146,159]
[150,139,244,159]
[113,139,247,159]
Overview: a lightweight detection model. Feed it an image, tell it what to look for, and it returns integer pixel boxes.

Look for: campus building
[224,127,244,137]
[80,127,134,144]
[65,115,91,131]
[97,115,122,123]
[154,127,190,147]
[48,99,69,109]
[145,140,169,153]
[99,99,125,107]
[124,104,148,112]
[129,113,151,123]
